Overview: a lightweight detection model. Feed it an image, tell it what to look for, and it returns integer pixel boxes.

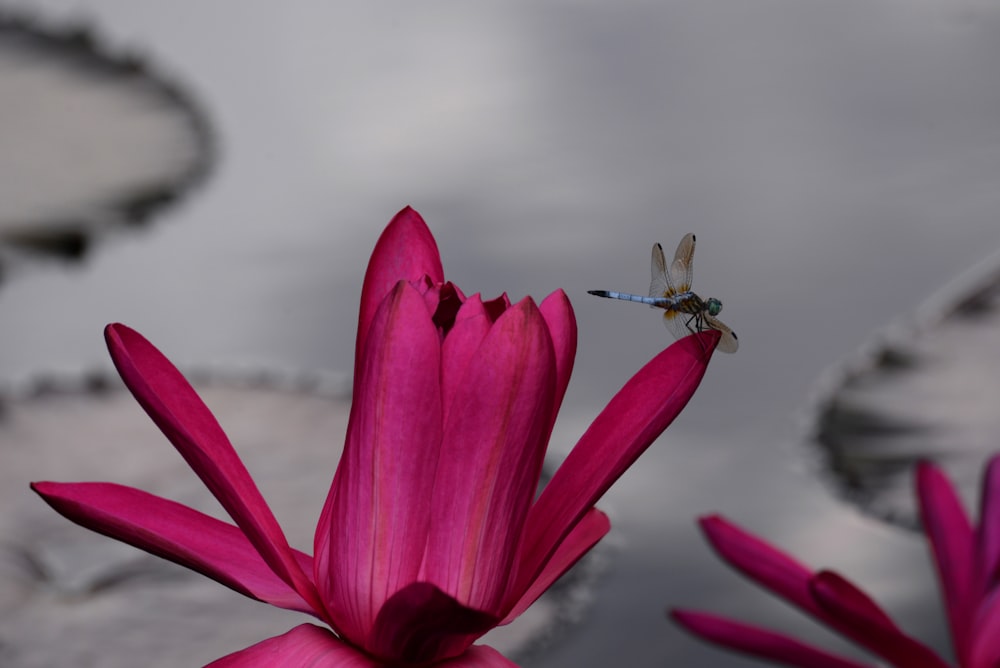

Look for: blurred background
[2,1,1000,666]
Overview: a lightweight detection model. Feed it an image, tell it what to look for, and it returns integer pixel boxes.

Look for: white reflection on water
[3,1,1000,665]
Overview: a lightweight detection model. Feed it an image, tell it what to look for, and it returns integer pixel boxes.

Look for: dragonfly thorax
[666,292,707,315]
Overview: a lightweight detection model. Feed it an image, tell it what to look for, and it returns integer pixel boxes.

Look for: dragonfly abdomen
[588,289,707,312]
[588,290,674,306]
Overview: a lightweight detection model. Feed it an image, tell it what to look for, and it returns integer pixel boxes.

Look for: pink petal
[356,206,444,375]
[482,294,512,322]
[811,571,950,668]
[810,571,897,629]
[513,330,718,599]
[968,587,1000,667]
[670,610,874,668]
[104,324,324,615]
[205,624,379,667]
[538,290,577,430]
[916,460,976,662]
[367,582,499,664]
[320,281,443,642]
[441,295,492,418]
[501,508,609,623]
[437,645,521,667]
[978,454,1000,589]
[696,516,949,668]
[422,298,556,614]
[697,515,821,616]
[31,481,316,615]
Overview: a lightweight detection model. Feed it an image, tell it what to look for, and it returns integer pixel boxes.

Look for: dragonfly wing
[662,309,696,343]
[704,314,739,353]
[649,242,670,298]
[670,233,695,293]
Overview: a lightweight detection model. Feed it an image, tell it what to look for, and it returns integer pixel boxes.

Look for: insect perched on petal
[32,207,722,667]
[589,233,738,353]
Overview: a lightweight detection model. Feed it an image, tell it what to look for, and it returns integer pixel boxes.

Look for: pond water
[3,2,1000,666]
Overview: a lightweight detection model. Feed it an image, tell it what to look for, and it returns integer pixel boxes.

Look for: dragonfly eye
[706,298,723,316]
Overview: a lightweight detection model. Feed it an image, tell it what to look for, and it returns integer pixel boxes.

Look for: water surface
[3,2,1000,666]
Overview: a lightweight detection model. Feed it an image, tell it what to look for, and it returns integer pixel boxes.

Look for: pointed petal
[441,295,491,417]
[512,330,716,598]
[422,298,556,613]
[104,324,324,614]
[437,645,520,667]
[205,624,379,667]
[697,515,820,615]
[696,516,948,667]
[321,281,443,641]
[482,294,512,322]
[916,460,976,661]
[538,290,577,427]
[811,571,950,668]
[978,454,1000,588]
[810,570,897,629]
[368,582,499,664]
[356,206,444,374]
[670,610,874,668]
[968,587,1000,667]
[31,481,315,615]
[501,508,609,623]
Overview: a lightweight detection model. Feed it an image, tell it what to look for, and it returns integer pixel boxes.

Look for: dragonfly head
[706,297,723,317]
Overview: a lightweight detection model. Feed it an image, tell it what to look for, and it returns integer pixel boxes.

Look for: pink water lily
[33,207,720,667]
[672,455,1000,668]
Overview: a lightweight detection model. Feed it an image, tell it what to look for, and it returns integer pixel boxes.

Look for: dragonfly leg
[683,311,703,335]
[683,311,713,354]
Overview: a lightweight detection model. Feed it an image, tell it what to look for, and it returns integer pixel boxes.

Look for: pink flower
[671,455,1000,668]
[33,207,720,667]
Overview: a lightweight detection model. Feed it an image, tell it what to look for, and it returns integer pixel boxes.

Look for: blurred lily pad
[807,245,1000,528]
[0,369,600,666]
[0,11,213,277]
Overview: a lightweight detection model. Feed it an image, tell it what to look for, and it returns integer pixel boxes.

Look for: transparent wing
[670,233,695,293]
[662,309,696,343]
[649,242,671,298]
[704,314,739,353]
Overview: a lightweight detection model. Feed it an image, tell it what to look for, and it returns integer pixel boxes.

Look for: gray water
[3,2,1000,666]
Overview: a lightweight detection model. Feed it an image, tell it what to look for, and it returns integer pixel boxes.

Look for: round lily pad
[807,247,1000,528]
[0,11,213,276]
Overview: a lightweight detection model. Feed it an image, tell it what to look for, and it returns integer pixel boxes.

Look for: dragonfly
[588,233,739,353]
